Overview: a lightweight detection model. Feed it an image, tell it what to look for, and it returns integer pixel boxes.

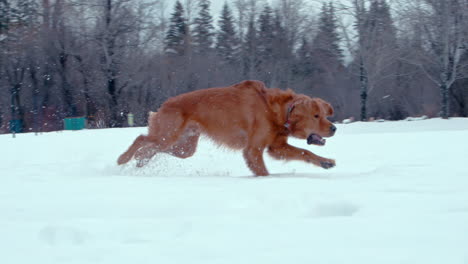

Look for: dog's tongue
[307,134,326,146]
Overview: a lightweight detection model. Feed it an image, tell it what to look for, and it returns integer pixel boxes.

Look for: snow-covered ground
[1,118,468,264]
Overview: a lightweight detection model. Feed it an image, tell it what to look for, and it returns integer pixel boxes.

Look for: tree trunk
[10,83,24,133]
[105,0,123,127]
[83,76,93,119]
[59,54,76,117]
[75,56,94,119]
[108,76,122,127]
[30,65,41,134]
[440,82,449,119]
[359,58,368,121]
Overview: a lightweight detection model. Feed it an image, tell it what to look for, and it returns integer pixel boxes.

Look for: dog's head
[286,97,336,146]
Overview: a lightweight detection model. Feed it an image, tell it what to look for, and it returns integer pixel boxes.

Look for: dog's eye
[314,115,319,118]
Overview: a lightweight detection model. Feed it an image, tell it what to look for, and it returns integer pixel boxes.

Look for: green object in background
[64,117,86,130]
[127,113,134,127]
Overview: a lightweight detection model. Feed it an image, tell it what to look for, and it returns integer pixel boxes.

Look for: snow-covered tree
[216,3,238,64]
[165,1,188,56]
[312,2,343,65]
[192,0,214,55]
[257,4,275,66]
[242,17,258,79]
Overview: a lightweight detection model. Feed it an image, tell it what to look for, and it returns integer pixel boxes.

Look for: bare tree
[338,0,400,120]
[90,0,160,127]
[4,0,468,135]
[401,0,468,118]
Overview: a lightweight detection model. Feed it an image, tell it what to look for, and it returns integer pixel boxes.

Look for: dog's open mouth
[307,134,326,146]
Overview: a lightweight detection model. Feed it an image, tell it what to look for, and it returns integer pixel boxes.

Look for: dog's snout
[330,124,337,134]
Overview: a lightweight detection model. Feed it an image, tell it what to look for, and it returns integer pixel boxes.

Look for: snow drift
[1,118,468,264]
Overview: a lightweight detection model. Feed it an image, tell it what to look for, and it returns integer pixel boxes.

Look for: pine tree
[272,9,291,87]
[0,0,38,35]
[257,4,275,65]
[192,0,214,55]
[13,0,38,25]
[294,37,314,77]
[376,0,397,48]
[272,10,287,58]
[356,0,398,121]
[362,0,397,50]
[0,0,11,34]
[164,1,188,56]
[242,17,258,78]
[312,2,343,65]
[216,3,238,64]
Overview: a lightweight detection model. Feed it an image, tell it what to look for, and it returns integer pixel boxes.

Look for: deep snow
[1,118,468,264]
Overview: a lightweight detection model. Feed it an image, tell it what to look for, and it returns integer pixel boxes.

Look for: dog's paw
[136,158,150,168]
[320,159,336,169]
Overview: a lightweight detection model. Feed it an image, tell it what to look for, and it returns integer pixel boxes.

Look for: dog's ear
[314,98,334,116]
[323,101,334,116]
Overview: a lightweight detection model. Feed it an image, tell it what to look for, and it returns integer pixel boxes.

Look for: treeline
[1,0,468,133]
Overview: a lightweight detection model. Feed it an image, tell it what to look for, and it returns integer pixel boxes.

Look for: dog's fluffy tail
[148,111,158,130]
[148,111,157,118]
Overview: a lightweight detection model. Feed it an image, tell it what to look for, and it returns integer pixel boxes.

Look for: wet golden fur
[117,80,336,176]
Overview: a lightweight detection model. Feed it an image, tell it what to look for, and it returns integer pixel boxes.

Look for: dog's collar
[284,102,296,130]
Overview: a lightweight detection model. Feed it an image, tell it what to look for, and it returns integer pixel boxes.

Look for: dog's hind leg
[134,127,200,168]
[166,130,200,159]
[134,144,159,167]
[117,135,152,165]
[243,146,269,176]
[133,110,190,167]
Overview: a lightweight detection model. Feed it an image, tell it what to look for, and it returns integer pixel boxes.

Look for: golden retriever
[117,80,336,176]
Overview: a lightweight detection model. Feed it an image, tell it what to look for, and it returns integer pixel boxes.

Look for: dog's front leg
[267,143,335,169]
[243,147,269,176]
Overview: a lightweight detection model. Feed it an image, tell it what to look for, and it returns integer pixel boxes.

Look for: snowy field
[1,118,468,264]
